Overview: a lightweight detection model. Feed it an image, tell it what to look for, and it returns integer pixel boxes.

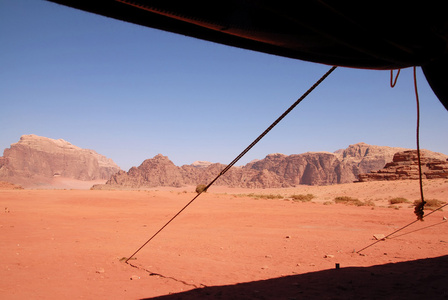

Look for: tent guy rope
[357,66,436,254]
[413,66,426,221]
[356,202,448,254]
[124,66,337,263]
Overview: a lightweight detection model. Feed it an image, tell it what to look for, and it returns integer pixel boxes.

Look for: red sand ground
[1,180,447,299]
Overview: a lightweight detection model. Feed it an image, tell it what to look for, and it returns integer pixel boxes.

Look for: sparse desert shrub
[363,200,376,207]
[334,196,365,206]
[235,193,284,200]
[195,184,208,194]
[254,194,284,199]
[291,194,315,202]
[413,199,446,210]
[389,197,409,205]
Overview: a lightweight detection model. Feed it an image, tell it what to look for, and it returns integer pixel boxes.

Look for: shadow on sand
[144,255,448,300]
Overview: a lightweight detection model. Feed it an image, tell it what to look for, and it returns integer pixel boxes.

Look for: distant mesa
[358,150,448,182]
[2,136,446,190]
[93,142,448,190]
[0,134,121,188]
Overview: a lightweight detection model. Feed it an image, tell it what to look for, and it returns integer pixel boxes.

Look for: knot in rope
[414,200,426,221]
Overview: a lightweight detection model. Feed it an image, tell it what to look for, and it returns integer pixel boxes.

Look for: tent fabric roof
[46,0,448,110]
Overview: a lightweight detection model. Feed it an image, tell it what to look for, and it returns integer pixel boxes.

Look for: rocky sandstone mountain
[0,135,121,187]
[358,150,448,181]
[95,142,447,189]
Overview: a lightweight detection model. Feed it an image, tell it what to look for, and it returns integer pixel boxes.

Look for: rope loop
[357,66,432,254]
[413,66,426,220]
[390,69,401,87]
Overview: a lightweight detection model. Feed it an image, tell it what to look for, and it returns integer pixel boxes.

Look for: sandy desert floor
[1,180,447,299]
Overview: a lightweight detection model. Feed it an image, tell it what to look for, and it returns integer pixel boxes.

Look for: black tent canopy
[46,0,448,110]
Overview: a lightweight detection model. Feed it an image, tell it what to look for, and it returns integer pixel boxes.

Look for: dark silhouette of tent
[46,1,448,110]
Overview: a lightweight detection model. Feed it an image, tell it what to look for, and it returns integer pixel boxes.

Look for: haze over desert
[1,179,447,299]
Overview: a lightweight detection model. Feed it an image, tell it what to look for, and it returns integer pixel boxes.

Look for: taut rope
[124,66,337,263]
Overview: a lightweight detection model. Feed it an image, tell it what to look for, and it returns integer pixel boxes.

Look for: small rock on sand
[373,234,386,240]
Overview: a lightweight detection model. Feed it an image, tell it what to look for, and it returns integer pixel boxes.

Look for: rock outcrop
[358,150,448,181]
[102,154,280,189]
[241,143,410,186]
[335,142,409,177]
[0,134,121,187]
[95,142,447,189]
[107,154,184,188]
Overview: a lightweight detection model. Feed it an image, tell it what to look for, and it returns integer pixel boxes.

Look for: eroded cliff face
[96,142,447,189]
[335,142,411,183]
[246,152,341,185]
[243,143,412,186]
[0,135,121,186]
[358,150,448,181]
[107,154,184,187]
[104,155,281,189]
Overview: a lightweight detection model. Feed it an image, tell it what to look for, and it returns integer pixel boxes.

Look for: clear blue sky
[1,0,447,171]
